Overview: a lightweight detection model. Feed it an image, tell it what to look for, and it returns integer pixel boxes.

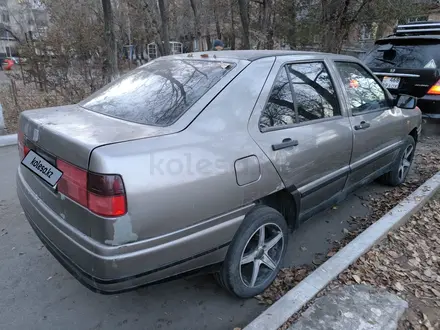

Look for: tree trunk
[158,0,170,55]
[229,0,236,49]
[262,0,274,49]
[212,1,222,40]
[238,0,250,49]
[102,0,119,82]
[205,28,212,50]
[190,0,203,50]
[266,2,275,50]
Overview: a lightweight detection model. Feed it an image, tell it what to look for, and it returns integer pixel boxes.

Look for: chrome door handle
[354,121,371,130]
[272,138,299,151]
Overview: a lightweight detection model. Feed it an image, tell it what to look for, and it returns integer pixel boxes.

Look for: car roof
[377,21,440,43]
[159,50,356,62]
[377,35,440,43]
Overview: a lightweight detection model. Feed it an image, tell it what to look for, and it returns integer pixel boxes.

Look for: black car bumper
[417,95,440,118]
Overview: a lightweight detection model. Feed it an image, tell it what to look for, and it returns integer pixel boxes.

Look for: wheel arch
[257,187,300,231]
[409,127,418,144]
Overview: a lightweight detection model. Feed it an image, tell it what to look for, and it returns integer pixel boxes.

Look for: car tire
[215,205,288,298]
[379,135,416,187]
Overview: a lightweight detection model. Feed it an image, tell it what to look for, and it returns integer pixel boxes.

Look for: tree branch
[0,24,21,43]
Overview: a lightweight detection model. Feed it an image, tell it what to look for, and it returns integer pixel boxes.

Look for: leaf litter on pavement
[252,136,440,330]
[339,198,440,329]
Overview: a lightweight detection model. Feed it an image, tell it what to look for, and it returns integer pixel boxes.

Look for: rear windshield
[80,59,234,126]
[363,40,440,69]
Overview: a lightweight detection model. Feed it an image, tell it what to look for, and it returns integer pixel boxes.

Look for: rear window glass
[80,59,234,126]
[363,41,440,69]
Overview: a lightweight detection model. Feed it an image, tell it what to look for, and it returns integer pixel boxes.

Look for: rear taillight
[18,131,30,160]
[56,159,127,217]
[87,173,127,216]
[427,80,440,95]
[57,159,88,206]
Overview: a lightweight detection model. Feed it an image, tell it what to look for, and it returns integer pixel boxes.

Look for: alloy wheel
[398,144,414,182]
[239,223,284,287]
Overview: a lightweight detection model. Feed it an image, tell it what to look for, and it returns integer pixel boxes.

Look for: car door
[332,61,408,191]
[248,57,353,220]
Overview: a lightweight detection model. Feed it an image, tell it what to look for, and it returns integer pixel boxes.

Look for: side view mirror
[395,94,417,110]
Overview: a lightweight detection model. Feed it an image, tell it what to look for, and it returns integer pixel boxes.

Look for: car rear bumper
[417,95,440,118]
[17,167,239,294]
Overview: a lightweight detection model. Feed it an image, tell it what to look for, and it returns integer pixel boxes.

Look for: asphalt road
[0,141,419,330]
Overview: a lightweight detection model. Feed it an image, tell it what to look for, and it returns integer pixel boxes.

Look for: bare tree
[189,0,203,50]
[238,0,250,49]
[158,0,170,55]
[261,0,274,49]
[229,0,237,49]
[212,0,222,40]
[0,24,22,43]
[102,0,119,82]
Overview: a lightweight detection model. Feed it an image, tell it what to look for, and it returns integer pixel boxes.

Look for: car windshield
[80,59,234,126]
[363,41,440,69]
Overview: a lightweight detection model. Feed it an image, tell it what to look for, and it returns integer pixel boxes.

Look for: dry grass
[0,78,66,134]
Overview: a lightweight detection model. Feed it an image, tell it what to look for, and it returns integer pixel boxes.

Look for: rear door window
[286,62,341,122]
[80,60,234,126]
[259,61,341,130]
[259,67,296,129]
[364,41,440,69]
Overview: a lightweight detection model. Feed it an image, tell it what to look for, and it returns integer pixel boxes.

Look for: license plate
[382,76,401,89]
[22,150,63,187]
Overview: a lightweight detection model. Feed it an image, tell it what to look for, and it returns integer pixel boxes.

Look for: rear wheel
[379,135,416,186]
[215,206,288,298]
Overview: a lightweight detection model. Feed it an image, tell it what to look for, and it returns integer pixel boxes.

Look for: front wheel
[215,205,288,298]
[379,135,416,186]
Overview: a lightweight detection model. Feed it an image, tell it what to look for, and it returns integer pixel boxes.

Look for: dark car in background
[363,21,440,118]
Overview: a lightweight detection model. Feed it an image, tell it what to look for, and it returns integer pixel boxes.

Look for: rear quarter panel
[88,57,284,245]
[403,106,422,135]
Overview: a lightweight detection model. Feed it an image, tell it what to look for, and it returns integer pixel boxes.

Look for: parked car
[363,21,440,118]
[17,50,421,298]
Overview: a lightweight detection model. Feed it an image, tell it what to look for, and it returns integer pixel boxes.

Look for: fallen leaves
[339,197,440,329]
[430,288,440,298]
[395,282,405,292]
[352,275,361,284]
[388,251,400,259]
[276,139,440,330]
[255,266,313,305]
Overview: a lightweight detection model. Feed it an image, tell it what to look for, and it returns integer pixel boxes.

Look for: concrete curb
[244,172,440,330]
[0,134,17,147]
[0,104,5,131]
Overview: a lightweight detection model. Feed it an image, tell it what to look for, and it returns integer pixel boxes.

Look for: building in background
[0,0,48,59]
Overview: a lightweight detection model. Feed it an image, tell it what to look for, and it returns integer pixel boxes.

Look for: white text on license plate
[382,76,401,89]
[21,150,63,186]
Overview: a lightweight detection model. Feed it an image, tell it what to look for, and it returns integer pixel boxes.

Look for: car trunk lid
[19,104,176,169]
[364,39,440,98]
[370,67,440,98]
